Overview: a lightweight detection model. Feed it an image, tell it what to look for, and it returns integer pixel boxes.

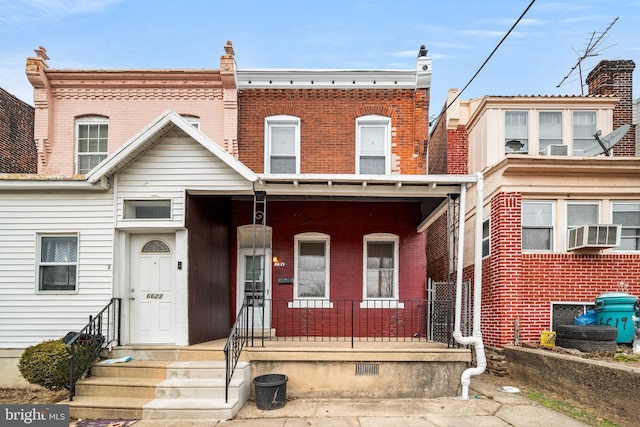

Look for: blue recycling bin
[595,292,638,344]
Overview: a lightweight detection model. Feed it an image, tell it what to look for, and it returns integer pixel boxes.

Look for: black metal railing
[223,301,249,403]
[65,298,121,401]
[261,299,429,346]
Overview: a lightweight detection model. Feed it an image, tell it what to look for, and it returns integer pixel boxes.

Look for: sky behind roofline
[0,0,638,119]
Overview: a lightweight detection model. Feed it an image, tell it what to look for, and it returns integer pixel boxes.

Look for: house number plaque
[146,293,164,299]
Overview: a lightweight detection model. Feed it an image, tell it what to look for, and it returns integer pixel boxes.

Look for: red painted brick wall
[0,87,36,173]
[230,199,427,336]
[238,88,429,174]
[427,112,468,175]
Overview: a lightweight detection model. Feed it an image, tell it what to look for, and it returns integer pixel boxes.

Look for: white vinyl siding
[0,192,114,348]
[116,129,253,228]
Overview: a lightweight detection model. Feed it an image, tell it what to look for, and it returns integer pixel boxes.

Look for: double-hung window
[505,111,528,153]
[522,201,554,251]
[37,234,78,292]
[76,117,108,174]
[539,111,562,153]
[612,202,640,251]
[265,115,300,174]
[356,115,390,174]
[363,234,399,304]
[294,233,329,299]
[572,111,596,156]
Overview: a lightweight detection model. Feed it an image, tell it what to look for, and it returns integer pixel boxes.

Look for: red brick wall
[238,88,429,174]
[586,60,636,156]
[0,87,36,173]
[230,199,427,335]
[479,191,640,347]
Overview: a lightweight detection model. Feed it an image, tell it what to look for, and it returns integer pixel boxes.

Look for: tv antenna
[557,17,618,94]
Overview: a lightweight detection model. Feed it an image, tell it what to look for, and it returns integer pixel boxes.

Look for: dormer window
[505,111,528,154]
[76,116,108,174]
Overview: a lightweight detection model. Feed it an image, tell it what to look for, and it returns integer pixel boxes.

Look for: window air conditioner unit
[541,144,568,156]
[567,224,621,251]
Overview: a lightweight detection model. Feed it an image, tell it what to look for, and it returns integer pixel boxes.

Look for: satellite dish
[582,124,631,157]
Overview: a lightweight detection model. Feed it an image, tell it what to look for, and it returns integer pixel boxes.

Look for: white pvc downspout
[452,172,486,400]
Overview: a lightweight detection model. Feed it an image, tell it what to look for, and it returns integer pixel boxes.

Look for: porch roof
[255,173,478,199]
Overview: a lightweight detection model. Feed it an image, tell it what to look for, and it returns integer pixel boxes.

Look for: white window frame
[361,233,401,308]
[522,201,554,252]
[292,233,330,307]
[566,201,599,229]
[505,111,528,154]
[76,116,109,174]
[181,115,200,130]
[123,199,172,220]
[482,218,490,258]
[265,115,300,174]
[611,201,640,251]
[551,302,595,330]
[356,115,391,175]
[538,111,563,153]
[572,111,596,156]
[36,233,79,293]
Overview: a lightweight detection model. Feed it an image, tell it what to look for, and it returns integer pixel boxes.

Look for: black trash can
[253,374,288,410]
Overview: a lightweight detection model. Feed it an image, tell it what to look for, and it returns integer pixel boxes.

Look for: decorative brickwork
[238,88,429,174]
[0,87,36,173]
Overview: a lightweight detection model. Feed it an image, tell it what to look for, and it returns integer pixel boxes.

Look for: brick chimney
[586,60,636,156]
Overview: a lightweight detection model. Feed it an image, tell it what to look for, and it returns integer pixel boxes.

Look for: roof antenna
[557,17,618,94]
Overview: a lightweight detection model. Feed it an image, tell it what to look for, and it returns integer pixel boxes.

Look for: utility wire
[430,0,536,127]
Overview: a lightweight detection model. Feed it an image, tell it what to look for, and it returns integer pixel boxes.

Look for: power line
[429,0,536,127]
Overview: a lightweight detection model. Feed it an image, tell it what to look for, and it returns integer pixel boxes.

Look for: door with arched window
[129,234,176,344]
[237,225,272,329]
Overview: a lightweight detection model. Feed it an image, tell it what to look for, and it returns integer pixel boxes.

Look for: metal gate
[426,278,471,347]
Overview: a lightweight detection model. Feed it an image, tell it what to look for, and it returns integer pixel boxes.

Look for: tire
[555,337,617,352]
[555,325,618,341]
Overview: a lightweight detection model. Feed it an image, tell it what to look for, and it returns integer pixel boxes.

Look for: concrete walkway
[71,376,589,427]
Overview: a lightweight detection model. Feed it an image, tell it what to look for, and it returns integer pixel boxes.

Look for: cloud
[0,0,124,24]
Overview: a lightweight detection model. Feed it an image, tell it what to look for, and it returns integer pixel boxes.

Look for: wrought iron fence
[65,298,121,401]
[223,301,249,403]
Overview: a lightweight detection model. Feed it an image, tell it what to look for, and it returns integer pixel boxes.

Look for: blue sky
[1,0,638,117]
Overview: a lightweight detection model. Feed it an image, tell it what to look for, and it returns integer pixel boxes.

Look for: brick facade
[238,88,429,174]
[0,87,36,173]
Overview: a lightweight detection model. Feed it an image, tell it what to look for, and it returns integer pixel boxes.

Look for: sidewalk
[81,375,587,427]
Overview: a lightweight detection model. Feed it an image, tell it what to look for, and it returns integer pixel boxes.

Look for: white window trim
[550,301,595,330]
[35,232,79,294]
[504,111,529,154]
[291,232,331,307]
[76,116,109,174]
[361,233,402,308]
[181,115,200,130]
[611,201,640,252]
[123,199,173,220]
[522,200,555,252]
[538,111,563,153]
[356,115,391,175]
[265,115,300,174]
[571,110,597,156]
[482,218,490,259]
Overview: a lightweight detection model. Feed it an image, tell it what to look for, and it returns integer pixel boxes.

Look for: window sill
[360,300,404,309]
[288,300,333,309]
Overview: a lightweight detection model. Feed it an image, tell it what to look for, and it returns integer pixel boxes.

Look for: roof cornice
[237,69,420,89]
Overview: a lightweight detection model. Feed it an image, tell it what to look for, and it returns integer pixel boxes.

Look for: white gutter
[452,172,486,400]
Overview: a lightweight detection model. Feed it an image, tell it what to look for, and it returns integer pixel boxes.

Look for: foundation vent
[355,363,379,376]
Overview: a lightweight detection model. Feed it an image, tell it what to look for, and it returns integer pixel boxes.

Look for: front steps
[67,348,250,421]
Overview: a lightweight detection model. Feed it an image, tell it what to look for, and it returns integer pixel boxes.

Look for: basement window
[124,200,171,219]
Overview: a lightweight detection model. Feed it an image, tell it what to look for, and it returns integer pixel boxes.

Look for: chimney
[586,60,636,156]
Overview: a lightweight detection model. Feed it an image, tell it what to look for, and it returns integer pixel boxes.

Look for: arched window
[141,239,171,254]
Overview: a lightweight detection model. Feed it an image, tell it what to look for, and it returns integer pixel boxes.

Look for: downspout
[452,172,486,400]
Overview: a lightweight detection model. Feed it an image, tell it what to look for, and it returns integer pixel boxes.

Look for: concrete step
[155,377,245,400]
[70,356,250,421]
[74,376,161,399]
[67,396,150,420]
[91,360,169,378]
[142,398,243,420]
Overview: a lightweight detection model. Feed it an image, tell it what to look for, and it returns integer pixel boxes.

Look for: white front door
[129,234,176,344]
[238,249,271,329]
